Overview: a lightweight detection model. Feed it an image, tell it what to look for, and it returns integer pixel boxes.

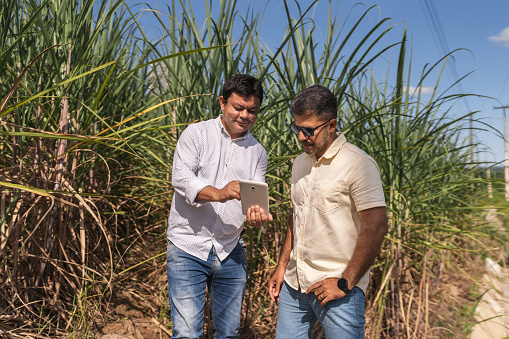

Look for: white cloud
[406,86,435,95]
[488,27,509,47]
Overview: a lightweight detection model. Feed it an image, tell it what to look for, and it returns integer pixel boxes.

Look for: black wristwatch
[337,277,352,294]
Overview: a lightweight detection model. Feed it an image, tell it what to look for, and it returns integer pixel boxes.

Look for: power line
[420,0,472,114]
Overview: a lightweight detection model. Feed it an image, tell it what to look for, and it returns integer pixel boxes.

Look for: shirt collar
[217,114,250,141]
[305,132,346,162]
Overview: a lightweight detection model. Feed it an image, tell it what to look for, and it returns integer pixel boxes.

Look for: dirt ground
[97,317,171,339]
[93,285,172,339]
[90,255,503,339]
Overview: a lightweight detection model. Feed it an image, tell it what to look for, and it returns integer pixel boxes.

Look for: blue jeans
[275,281,366,339]
[166,239,247,339]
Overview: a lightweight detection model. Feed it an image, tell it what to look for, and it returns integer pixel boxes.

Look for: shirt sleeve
[350,156,386,211]
[171,124,210,207]
[253,147,268,183]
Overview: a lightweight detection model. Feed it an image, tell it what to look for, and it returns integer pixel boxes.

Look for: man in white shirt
[269,85,388,338]
[166,74,271,339]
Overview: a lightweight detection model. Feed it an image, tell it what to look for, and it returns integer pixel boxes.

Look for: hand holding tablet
[239,180,269,215]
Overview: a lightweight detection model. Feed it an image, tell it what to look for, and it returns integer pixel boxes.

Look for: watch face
[338,278,349,292]
[339,278,346,288]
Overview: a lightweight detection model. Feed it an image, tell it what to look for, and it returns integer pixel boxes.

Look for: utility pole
[470,112,474,166]
[494,106,509,201]
[485,148,493,199]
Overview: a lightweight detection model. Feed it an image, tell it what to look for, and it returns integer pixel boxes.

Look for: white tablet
[239,180,269,216]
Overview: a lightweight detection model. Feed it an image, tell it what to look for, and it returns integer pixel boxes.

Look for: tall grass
[0,0,155,334]
[0,0,498,337]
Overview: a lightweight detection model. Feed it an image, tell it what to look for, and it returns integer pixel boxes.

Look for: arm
[172,125,240,205]
[306,206,388,306]
[196,181,240,203]
[341,206,388,288]
[269,213,294,302]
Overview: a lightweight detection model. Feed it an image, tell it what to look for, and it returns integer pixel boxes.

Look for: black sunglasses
[289,120,331,137]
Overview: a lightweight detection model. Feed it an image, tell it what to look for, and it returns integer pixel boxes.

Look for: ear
[219,96,226,111]
[328,119,338,132]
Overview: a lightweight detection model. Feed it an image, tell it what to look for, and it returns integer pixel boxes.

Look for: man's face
[293,112,336,159]
[219,93,260,139]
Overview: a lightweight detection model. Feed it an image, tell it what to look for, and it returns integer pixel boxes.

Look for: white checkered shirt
[167,115,268,261]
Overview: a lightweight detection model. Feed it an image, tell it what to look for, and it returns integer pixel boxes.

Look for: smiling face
[219,92,260,139]
[293,111,337,159]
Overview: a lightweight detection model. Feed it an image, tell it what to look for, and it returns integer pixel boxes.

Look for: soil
[92,279,173,339]
[90,249,504,338]
[5,215,505,338]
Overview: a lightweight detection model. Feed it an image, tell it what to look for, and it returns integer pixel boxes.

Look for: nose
[297,130,308,142]
[239,109,249,119]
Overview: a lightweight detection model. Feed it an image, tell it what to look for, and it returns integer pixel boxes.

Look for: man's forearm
[195,185,220,202]
[195,181,240,203]
[276,214,294,270]
[341,206,388,289]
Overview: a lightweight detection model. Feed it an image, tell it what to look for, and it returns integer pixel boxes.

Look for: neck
[316,132,338,159]
[220,116,245,139]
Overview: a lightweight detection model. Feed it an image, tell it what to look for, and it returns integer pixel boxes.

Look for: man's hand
[246,205,272,228]
[306,278,345,307]
[216,181,241,202]
[269,266,286,302]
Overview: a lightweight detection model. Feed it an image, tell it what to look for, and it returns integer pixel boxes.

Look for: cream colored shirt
[284,133,386,293]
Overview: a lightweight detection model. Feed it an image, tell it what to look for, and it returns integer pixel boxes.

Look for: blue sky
[138,0,509,164]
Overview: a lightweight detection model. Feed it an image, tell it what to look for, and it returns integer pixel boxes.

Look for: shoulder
[246,133,267,154]
[181,118,218,139]
[294,152,307,164]
[341,142,379,170]
[189,117,218,131]
[291,152,311,172]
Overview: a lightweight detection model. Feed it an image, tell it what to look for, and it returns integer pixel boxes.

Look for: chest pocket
[312,181,348,213]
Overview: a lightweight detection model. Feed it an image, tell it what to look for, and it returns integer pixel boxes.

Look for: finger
[249,208,258,226]
[269,280,281,302]
[233,191,241,200]
[259,208,268,225]
[274,280,282,302]
[275,280,282,296]
[255,208,263,225]
[268,213,273,221]
[246,208,252,223]
[269,282,276,302]
[321,293,332,306]
[315,291,323,301]
[306,282,321,294]
[250,206,262,227]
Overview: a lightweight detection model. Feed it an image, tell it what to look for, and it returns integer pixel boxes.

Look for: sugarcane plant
[0,0,498,337]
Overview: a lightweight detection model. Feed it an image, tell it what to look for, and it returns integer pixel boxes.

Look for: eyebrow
[233,103,259,110]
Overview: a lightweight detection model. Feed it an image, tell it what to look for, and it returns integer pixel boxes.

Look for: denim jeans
[166,239,247,339]
[275,281,366,339]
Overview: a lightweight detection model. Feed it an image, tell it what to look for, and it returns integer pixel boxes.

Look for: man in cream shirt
[269,85,388,338]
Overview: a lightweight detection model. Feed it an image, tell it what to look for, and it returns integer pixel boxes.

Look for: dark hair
[222,74,263,104]
[290,85,337,120]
